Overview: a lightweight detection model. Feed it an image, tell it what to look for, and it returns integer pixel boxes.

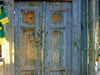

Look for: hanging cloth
[0,6,9,45]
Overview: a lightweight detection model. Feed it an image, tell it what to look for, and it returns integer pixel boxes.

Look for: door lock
[35,40,40,47]
[33,29,42,47]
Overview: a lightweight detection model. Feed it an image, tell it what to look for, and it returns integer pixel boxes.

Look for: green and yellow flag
[0,6,9,45]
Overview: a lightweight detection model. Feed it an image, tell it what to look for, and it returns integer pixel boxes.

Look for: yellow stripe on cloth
[0,37,6,45]
[0,27,2,30]
[0,6,1,16]
[0,17,9,25]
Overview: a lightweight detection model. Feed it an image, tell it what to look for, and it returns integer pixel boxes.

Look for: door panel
[20,29,37,75]
[15,2,72,75]
[15,2,42,75]
[45,2,72,75]
[49,30,66,75]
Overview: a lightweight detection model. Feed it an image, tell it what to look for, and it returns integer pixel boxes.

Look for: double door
[15,2,72,75]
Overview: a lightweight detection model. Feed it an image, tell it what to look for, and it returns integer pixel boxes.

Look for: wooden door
[15,2,42,75]
[44,2,72,75]
[15,2,72,75]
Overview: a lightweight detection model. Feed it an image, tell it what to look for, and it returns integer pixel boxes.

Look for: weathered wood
[15,0,72,2]
[15,2,42,75]
[88,0,96,75]
[15,2,72,75]
[72,0,81,75]
[81,0,88,75]
[46,0,72,2]
[15,4,19,75]
[45,2,72,75]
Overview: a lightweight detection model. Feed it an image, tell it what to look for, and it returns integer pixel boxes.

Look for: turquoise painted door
[15,2,72,75]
